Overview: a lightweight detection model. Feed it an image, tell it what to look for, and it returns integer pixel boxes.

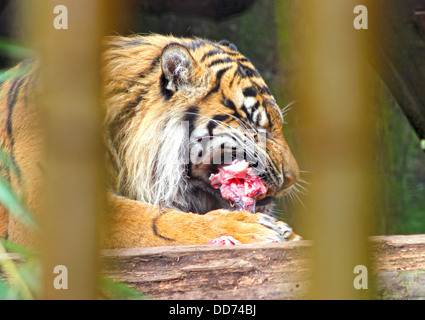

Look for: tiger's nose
[282,172,297,189]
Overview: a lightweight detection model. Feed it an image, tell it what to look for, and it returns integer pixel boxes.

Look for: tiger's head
[103,34,299,215]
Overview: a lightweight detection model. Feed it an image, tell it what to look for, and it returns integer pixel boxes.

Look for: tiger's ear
[161,43,196,93]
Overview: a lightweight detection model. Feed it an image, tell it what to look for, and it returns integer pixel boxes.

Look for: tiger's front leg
[102,193,299,248]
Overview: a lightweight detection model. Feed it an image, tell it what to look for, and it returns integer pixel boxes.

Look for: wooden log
[101,241,312,300]
[101,234,425,300]
[2,235,425,299]
[370,234,425,299]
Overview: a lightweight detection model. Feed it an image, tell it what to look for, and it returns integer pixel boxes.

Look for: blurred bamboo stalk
[291,0,373,299]
[24,0,110,299]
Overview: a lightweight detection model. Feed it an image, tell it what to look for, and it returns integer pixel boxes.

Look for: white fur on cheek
[119,112,189,209]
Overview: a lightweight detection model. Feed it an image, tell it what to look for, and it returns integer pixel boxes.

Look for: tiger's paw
[204,209,301,244]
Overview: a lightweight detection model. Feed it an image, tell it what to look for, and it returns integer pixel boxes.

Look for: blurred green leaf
[0,66,29,83]
[0,38,35,59]
[0,147,20,178]
[0,238,37,259]
[0,279,19,300]
[100,277,145,300]
[0,241,35,299]
[0,176,39,231]
[16,262,41,297]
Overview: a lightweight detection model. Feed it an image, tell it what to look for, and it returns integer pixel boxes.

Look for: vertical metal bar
[25,0,108,299]
[293,0,372,299]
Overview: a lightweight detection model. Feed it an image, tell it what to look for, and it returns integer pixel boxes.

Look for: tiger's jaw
[173,161,275,215]
[173,176,275,215]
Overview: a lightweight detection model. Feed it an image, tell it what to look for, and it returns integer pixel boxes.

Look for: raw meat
[209,159,267,213]
[209,236,241,245]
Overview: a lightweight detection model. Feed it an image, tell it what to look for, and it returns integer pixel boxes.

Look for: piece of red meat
[209,236,241,245]
[209,159,267,213]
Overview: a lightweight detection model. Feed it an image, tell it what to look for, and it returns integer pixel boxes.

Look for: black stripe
[215,66,232,82]
[258,169,274,186]
[222,98,241,118]
[229,70,240,88]
[139,54,160,79]
[267,155,282,184]
[160,73,174,100]
[218,50,240,57]
[240,104,252,122]
[235,64,247,78]
[153,213,174,242]
[208,57,235,67]
[243,86,257,97]
[252,101,260,112]
[204,66,232,98]
[5,77,25,184]
[183,106,199,139]
[6,79,19,136]
[128,92,144,110]
[207,114,230,136]
[255,112,263,127]
[240,64,260,78]
[218,40,238,52]
[201,47,241,62]
[259,85,271,95]
[266,112,272,126]
[201,49,223,62]
[186,38,207,51]
[262,100,272,125]
[120,93,143,120]
[7,77,26,136]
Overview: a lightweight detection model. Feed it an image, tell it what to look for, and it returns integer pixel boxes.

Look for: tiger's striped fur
[0,34,299,248]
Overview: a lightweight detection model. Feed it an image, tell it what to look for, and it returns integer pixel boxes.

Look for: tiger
[0,34,300,248]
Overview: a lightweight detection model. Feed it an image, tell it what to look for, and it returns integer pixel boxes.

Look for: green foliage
[0,119,42,299]
[0,238,40,299]
[0,37,34,83]
[373,76,425,235]
[0,64,32,83]
[0,176,39,231]
[0,40,42,298]
[0,37,35,60]
[100,277,145,300]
